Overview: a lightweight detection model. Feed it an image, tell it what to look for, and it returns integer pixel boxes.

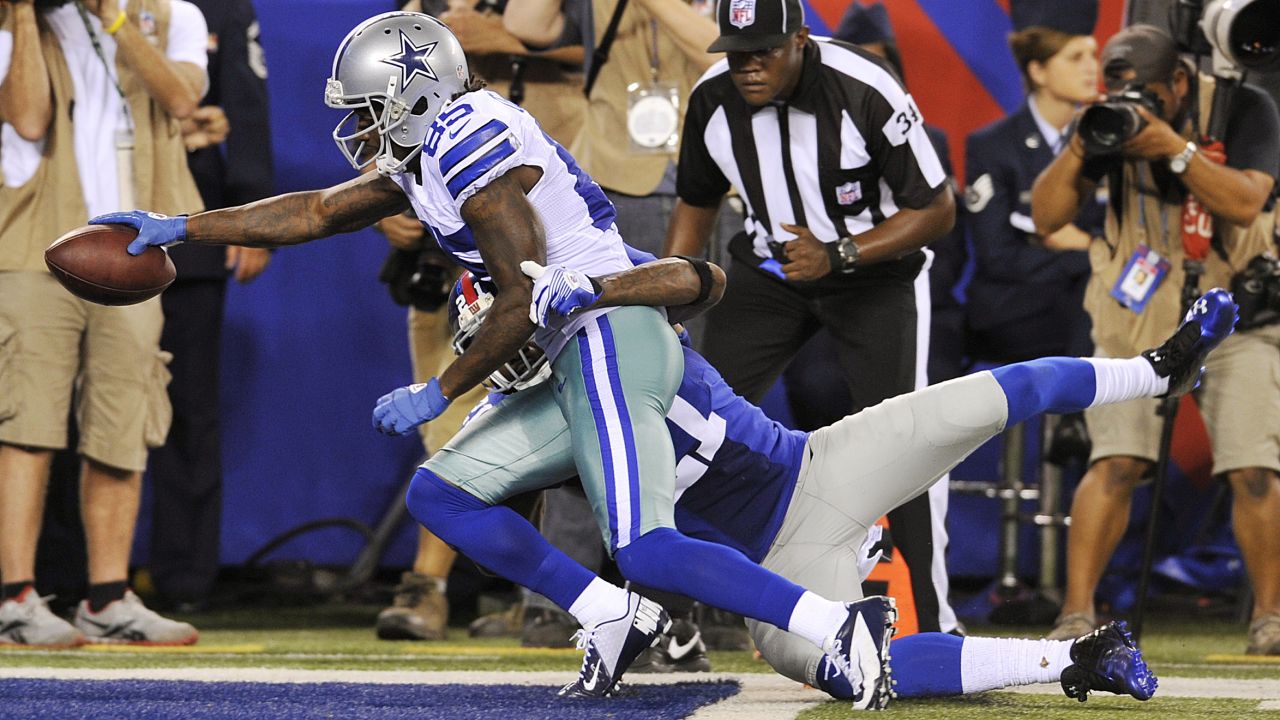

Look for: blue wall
[214,0,421,567]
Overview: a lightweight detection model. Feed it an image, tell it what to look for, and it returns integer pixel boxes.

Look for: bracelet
[674,255,715,306]
[106,10,127,35]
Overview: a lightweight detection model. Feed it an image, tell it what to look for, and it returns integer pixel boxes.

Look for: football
[44,224,175,306]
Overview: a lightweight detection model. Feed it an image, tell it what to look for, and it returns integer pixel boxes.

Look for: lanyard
[648,20,660,84]
[74,1,134,130]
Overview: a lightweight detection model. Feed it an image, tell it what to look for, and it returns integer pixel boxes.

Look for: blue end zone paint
[0,680,739,720]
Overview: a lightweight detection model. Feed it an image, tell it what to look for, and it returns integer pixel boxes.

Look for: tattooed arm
[436,166,547,400]
[185,173,411,248]
[594,258,725,323]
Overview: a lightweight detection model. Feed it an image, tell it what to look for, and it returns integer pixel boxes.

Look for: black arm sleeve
[1224,85,1280,181]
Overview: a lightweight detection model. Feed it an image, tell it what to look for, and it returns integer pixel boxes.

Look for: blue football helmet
[449,272,552,394]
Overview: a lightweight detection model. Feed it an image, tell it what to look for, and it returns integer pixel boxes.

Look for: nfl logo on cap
[729,0,756,28]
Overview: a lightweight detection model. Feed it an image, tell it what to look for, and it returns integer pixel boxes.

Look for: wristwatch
[833,235,860,274]
[1169,141,1197,175]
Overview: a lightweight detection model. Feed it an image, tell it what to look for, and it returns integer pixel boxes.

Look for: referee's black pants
[701,256,952,633]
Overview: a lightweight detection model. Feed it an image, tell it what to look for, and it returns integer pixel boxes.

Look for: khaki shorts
[0,271,169,472]
[1087,323,1280,475]
[407,304,487,454]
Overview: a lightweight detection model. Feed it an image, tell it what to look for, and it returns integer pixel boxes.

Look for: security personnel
[964,0,1103,361]
[148,0,273,610]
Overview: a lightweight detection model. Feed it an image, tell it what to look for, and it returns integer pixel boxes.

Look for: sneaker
[1047,611,1097,641]
[376,572,448,641]
[74,590,198,646]
[0,587,85,648]
[1247,614,1280,656]
[468,602,524,639]
[694,603,752,651]
[558,592,671,698]
[1142,287,1238,398]
[522,607,579,648]
[631,618,711,673]
[1060,621,1157,702]
[822,595,897,711]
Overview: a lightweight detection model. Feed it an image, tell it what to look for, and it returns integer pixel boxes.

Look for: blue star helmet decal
[381,29,438,92]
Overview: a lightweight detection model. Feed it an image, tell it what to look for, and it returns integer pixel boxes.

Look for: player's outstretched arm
[522,257,725,326]
[100,173,411,254]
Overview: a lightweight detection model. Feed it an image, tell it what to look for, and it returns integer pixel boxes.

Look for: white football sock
[1086,357,1168,405]
[567,578,630,630]
[788,591,853,650]
[960,636,1075,692]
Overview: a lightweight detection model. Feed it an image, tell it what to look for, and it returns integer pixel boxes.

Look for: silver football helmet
[325,12,469,174]
[449,272,552,394]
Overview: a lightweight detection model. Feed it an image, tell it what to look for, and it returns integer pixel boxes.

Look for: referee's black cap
[708,0,805,53]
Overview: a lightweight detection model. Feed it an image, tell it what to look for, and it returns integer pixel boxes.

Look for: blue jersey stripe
[577,328,621,553]
[545,133,616,232]
[597,316,642,544]
[446,138,517,199]
[427,224,487,278]
[439,119,508,177]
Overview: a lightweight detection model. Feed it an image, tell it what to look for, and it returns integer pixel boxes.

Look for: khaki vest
[0,0,203,273]
[1085,74,1277,356]
[569,0,705,196]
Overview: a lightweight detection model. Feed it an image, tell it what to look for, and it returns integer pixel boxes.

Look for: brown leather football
[44,224,176,306]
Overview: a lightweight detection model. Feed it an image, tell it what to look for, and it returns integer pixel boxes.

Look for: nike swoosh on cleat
[581,659,604,692]
[667,633,702,661]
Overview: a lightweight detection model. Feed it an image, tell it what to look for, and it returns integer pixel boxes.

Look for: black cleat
[1060,621,1158,702]
[1142,288,1238,398]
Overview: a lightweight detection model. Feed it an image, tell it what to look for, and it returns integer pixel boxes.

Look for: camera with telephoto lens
[1077,84,1165,157]
[1232,252,1280,330]
[1173,0,1280,78]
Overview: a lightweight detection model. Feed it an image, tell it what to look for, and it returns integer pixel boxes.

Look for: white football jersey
[389,90,631,360]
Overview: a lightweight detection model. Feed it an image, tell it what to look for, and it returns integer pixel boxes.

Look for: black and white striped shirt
[677,38,947,279]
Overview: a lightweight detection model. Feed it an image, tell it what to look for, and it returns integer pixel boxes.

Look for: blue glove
[372,378,452,436]
[91,211,188,256]
[520,260,602,327]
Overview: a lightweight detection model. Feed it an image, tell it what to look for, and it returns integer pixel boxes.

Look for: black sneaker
[631,618,712,673]
[1060,621,1158,702]
[558,592,671,698]
[1142,288,1238,398]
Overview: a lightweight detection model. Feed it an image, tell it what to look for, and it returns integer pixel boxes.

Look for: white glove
[520,260,603,327]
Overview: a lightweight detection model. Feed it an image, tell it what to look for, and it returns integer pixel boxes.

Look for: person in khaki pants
[372,0,585,641]
[0,0,206,646]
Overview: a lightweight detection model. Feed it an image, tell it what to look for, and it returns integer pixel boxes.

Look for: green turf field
[2,603,1277,718]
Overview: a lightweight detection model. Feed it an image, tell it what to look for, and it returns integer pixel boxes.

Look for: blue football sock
[991,358,1097,426]
[891,632,965,698]
[405,468,593,610]
[614,527,805,632]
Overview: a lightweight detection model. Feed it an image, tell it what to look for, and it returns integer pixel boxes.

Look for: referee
[663,0,957,632]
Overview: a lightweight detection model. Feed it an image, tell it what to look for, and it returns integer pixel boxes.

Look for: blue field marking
[0,679,740,720]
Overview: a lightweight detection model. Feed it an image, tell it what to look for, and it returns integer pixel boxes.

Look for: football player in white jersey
[104,11,905,708]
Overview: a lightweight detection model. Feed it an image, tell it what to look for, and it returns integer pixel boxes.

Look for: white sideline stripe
[1259,700,1280,710]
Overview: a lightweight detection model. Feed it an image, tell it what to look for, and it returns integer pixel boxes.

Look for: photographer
[1031,24,1280,654]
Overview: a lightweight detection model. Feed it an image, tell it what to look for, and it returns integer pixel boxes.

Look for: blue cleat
[822,595,897,710]
[1142,288,1238,398]
[1060,621,1158,702]
[558,593,670,699]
